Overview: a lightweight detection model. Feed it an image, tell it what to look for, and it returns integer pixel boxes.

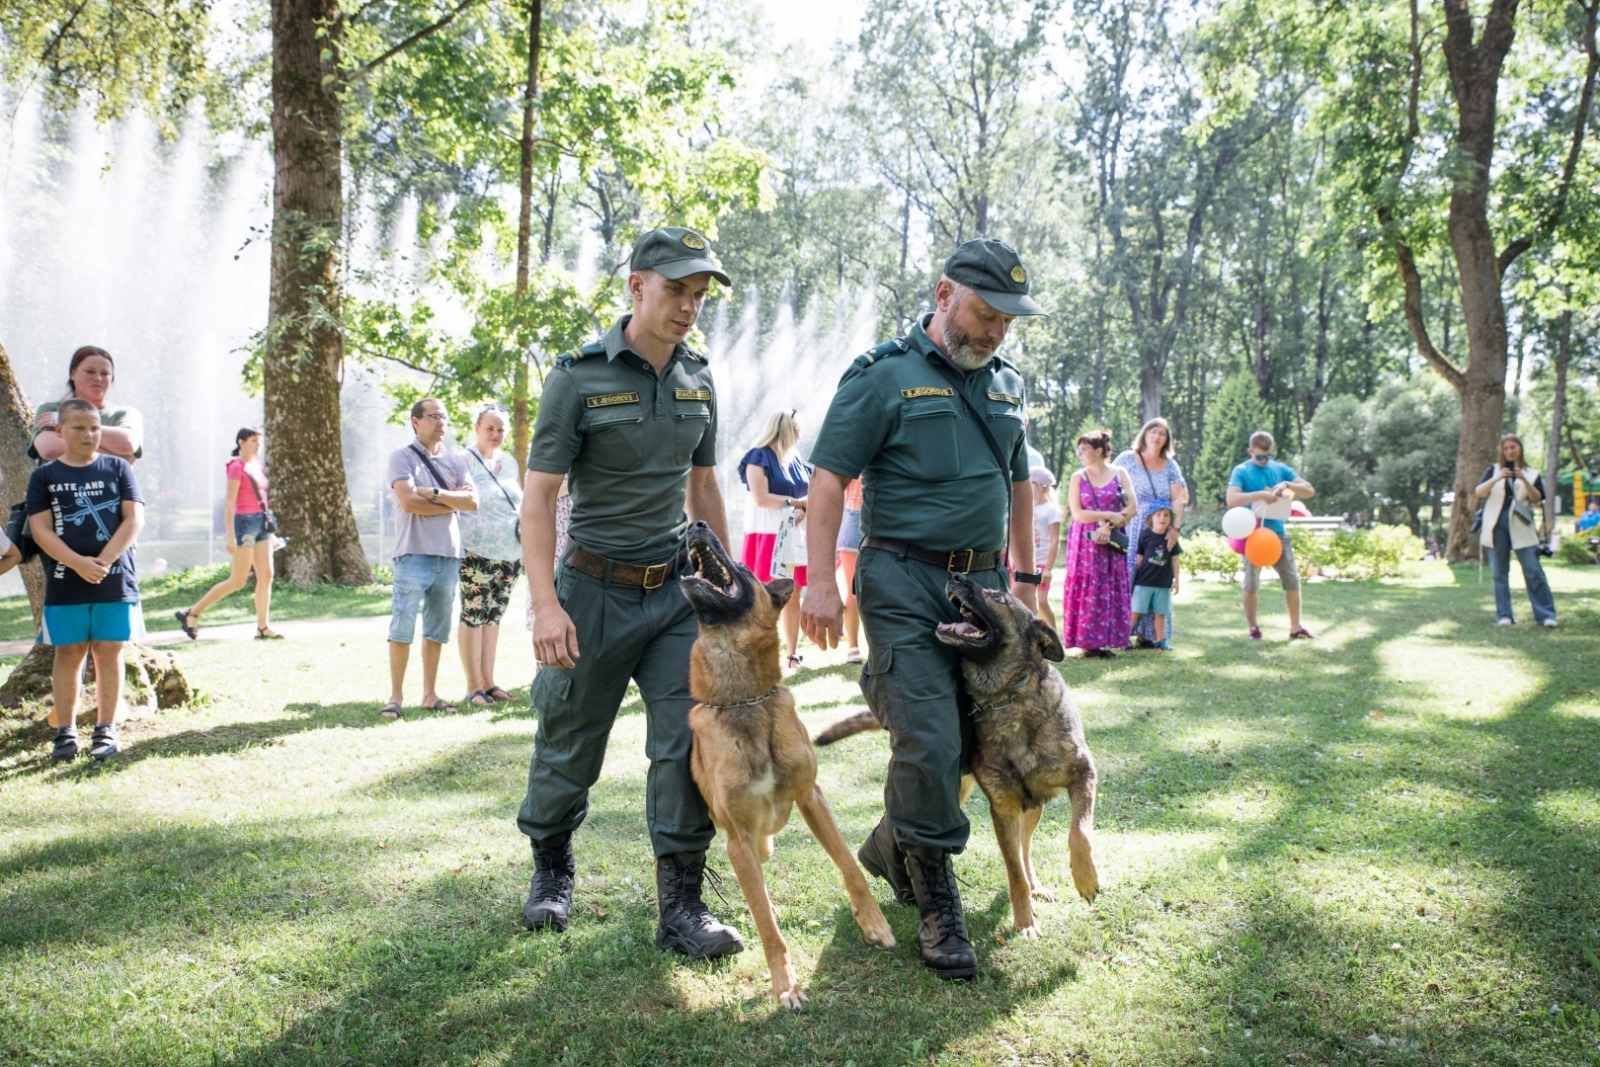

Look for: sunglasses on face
[1252,453,1273,462]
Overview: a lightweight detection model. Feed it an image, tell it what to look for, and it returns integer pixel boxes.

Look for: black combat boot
[857,817,915,906]
[521,831,575,932]
[655,851,745,960]
[904,846,977,980]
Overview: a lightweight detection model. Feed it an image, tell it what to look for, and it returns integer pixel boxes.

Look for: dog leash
[698,684,782,711]
[970,671,1042,718]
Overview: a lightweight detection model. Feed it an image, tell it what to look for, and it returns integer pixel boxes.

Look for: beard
[943,321,994,370]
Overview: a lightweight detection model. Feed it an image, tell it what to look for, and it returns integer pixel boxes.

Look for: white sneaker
[1541,618,1558,628]
[1497,618,1514,626]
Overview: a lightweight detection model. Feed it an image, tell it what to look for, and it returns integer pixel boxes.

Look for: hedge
[1181,524,1426,582]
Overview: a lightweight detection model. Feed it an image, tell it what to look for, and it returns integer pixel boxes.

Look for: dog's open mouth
[688,538,740,599]
[937,591,991,643]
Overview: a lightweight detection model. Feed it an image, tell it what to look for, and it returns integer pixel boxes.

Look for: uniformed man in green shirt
[801,239,1045,980]
[516,227,743,962]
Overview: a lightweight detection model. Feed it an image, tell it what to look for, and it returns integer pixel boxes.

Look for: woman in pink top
[176,428,281,640]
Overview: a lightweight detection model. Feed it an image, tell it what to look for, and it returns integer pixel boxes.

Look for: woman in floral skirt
[1059,429,1137,657]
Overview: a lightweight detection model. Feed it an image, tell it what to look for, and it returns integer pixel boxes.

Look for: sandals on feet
[786,654,804,670]
[255,626,284,640]
[468,690,495,708]
[379,703,402,720]
[485,686,514,702]
[845,647,863,664]
[174,609,199,640]
[423,699,459,715]
[1289,628,1316,640]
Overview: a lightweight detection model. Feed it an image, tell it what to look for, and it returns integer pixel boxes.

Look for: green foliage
[1556,536,1598,566]
[1193,372,1267,508]
[1178,530,1243,580]
[1288,523,1426,581]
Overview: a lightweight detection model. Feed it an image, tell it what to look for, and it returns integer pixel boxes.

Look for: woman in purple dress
[1059,429,1138,657]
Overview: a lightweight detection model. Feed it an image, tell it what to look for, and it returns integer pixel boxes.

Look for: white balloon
[1222,506,1258,540]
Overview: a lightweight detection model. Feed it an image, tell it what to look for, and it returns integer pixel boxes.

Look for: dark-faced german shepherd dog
[818,572,1099,936]
[680,524,894,1011]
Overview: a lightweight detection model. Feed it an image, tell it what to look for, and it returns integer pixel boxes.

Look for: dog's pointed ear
[765,577,795,611]
[1030,619,1066,662]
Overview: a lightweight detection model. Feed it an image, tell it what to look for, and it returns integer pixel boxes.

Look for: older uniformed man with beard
[801,238,1045,980]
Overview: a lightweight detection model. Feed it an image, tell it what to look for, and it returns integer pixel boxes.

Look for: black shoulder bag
[5,502,38,563]
[467,447,521,541]
[240,465,278,535]
[924,360,1017,561]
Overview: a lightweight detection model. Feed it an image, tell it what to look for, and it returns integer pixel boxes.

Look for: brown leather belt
[861,537,1001,573]
[567,546,683,590]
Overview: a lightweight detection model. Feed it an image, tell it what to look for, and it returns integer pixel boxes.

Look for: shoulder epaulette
[853,338,910,368]
[555,342,606,366]
[681,346,707,364]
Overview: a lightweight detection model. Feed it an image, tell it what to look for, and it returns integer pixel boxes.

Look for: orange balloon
[1245,527,1283,567]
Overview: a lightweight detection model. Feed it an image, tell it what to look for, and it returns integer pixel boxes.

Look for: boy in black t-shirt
[1131,501,1182,652]
[26,399,146,761]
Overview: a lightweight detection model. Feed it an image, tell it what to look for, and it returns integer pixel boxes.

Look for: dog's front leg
[795,784,895,950]
[724,831,805,1011]
[990,804,1040,938]
[1066,767,1100,903]
[1020,806,1055,901]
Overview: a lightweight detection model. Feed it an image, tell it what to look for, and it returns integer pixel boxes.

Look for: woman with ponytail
[175,428,281,640]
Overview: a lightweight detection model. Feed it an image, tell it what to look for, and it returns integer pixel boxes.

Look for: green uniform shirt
[810,315,1029,552]
[29,401,144,461]
[527,315,717,564]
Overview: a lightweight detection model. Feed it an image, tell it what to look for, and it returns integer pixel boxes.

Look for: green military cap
[942,238,1045,317]
[629,226,732,286]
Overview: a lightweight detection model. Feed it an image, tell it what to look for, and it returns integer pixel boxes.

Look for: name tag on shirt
[987,391,1021,405]
[586,392,641,408]
[902,387,954,399]
[675,389,711,401]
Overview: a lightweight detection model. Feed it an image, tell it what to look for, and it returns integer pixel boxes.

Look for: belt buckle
[947,549,974,573]
[642,562,669,590]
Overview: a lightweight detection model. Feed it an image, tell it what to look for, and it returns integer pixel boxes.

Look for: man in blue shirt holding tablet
[1227,430,1316,641]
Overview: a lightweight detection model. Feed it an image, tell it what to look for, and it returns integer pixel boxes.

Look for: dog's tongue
[938,621,985,638]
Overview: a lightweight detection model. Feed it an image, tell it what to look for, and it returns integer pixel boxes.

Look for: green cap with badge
[942,238,1045,317]
[629,226,731,286]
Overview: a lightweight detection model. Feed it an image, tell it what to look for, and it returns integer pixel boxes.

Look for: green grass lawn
[0,564,395,642]
[0,562,1597,1066]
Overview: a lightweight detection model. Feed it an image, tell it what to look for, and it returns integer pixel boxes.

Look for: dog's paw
[1072,868,1100,903]
[778,986,809,1012]
[1029,884,1057,903]
[852,902,898,950]
[1015,922,1042,940]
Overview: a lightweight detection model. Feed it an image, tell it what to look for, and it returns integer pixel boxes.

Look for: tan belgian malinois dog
[817,572,1099,936]
[680,524,894,1010]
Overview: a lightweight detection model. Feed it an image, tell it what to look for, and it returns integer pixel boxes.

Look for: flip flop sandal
[845,648,863,664]
[467,690,495,707]
[174,609,199,640]
[424,699,460,715]
[485,686,514,702]
[255,627,284,640]
[379,703,402,720]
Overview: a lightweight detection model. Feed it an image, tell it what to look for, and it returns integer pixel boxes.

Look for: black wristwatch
[430,487,440,501]
[1014,571,1043,585]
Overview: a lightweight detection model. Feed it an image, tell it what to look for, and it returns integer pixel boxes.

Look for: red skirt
[741,533,808,589]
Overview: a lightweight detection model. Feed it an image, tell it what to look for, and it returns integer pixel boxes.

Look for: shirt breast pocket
[985,402,1025,464]
[901,401,960,480]
[583,406,644,470]
[674,402,711,464]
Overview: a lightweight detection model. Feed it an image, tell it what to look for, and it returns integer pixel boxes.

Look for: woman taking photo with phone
[1475,433,1557,627]
[176,428,281,640]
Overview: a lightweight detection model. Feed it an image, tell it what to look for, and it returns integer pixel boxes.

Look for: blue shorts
[1131,586,1172,615]
[390,554,459,644]
[234,512,269,547]
[837,507,863,553]
[39,602,147,646]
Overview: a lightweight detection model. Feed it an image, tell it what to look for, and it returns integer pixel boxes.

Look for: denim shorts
[390,554,459,644]
[837,507,863,553]
[234,512,268,547]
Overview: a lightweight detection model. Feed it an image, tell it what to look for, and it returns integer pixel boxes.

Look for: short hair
[1132,417,1174,459]
[1077,428,1114,456]
[752,409,800,458]
[940,276,975,309]
[57,398,99,422]
[411,398,443,420]
[1249,431,1275,451]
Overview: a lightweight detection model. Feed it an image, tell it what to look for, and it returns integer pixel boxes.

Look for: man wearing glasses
[381,397,479,718]
[1226,430,1316,640]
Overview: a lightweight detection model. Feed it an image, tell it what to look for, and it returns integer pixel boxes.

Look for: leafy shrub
[1181,525,1425,581]
[1556,537,1598,566]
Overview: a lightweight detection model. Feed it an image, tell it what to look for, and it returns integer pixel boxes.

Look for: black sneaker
[655,851,744,960]
[52,726,79,762]
[522,832,575,932]
[89,724,120,761]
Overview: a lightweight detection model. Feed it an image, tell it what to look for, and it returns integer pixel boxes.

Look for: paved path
[0,614,391,657]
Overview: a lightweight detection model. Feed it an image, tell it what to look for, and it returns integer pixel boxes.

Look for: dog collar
[699,684,781,711]
[971,672,1039,717]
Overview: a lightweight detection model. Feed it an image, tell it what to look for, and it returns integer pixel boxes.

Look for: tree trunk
[0,342,45,623]
[510,0,544,478]
[1545,307,1571,530]
[266,0,370,586]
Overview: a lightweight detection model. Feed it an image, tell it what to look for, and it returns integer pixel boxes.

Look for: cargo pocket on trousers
[860,645,895,729]
[531,667,572,717]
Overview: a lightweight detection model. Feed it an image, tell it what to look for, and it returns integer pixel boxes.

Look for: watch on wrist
[1014,570,1043,585]
[431,486,440,500]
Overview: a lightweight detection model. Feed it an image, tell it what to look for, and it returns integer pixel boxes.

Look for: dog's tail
[813,709,881,746]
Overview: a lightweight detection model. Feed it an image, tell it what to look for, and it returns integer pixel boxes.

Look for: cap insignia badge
[681,232,707,250]
[1010,265,1027,284]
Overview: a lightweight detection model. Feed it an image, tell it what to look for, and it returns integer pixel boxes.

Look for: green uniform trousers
[517,556,714,858]
[854,546,1010,853]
